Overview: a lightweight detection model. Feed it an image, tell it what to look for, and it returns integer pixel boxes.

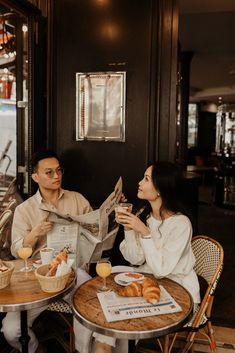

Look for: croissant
[117,281,143,297]
[142,277,160,304]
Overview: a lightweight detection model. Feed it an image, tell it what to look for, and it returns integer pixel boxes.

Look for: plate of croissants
[116,276,161,304]
[114,272,145,286]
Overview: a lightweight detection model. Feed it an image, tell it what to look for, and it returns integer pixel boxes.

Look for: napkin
[55,259,74,277]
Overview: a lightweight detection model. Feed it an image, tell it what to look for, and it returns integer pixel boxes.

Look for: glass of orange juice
[18,244,33,272]
[96,259,112,291]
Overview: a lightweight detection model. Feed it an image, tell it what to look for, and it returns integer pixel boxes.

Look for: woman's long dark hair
[138,161,190,224]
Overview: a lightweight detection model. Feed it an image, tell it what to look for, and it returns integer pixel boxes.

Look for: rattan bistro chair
[138,235,224,353]
[180,235,224,353]
[165,235,224,353]
[0,209,12,249]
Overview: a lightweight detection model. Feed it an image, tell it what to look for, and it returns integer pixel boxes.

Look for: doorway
[0,1,46,198]
[0,4,29,194]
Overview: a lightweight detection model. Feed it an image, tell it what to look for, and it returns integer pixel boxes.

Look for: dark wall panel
[52,0,156,206]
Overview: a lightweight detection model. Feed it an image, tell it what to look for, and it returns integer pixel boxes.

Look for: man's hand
[32,217,54,238]
[24,217,54,247]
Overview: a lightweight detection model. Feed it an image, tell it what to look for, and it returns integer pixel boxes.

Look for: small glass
[18,244,33,272]
[96,259,112,292]
[115,202,133,230]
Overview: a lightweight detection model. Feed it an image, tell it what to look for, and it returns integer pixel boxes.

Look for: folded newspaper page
[97,286,182,322]
[40,177,122,268]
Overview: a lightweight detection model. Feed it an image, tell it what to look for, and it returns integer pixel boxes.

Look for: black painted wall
[48,0,178,207]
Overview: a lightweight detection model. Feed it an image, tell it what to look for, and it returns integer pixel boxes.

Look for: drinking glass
[115,202,133,230]
[96,259,112,291]
[18,244,33,272]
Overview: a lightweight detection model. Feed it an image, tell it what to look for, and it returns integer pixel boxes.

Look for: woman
[116,161,200,305]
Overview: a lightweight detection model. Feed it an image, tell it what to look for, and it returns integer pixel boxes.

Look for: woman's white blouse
[119,214,200,303]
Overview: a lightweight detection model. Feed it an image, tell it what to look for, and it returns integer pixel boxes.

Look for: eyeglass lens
[44,167,64,178]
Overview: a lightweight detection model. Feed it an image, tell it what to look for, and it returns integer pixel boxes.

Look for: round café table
[72,273,193,353]
[0,260,76,353]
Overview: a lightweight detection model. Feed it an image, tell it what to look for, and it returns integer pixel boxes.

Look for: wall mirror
[76,71,126,141]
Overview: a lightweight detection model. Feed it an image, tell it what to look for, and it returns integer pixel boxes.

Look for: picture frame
[76,71,126,141]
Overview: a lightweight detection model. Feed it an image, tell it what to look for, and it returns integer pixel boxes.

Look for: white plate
[114,272,145,286]
[33,260,42,268]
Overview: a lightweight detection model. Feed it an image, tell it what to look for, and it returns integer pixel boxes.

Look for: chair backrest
[192,235,224,294]
[0,209,12,230]
[4,198,17,212]
[0,209,13,246]
[0,178,18,212]
[191,235,224,328]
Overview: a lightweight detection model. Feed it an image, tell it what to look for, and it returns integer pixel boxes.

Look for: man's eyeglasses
[36,167,64,179]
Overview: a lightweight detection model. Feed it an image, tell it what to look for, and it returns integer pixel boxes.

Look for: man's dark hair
[30,149,60,172]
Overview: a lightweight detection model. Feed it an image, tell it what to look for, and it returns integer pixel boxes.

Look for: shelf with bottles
[0,68,16,101]
[215,104,235,156]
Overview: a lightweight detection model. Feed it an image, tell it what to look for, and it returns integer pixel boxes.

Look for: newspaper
[97,286,182,322]
[40,177,123,268]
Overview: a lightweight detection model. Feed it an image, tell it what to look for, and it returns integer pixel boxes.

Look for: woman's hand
[119,193,128,203]
[116,211,150,236]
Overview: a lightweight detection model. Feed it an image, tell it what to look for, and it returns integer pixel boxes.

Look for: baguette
[45,264,57,277]
[46,249,68,277]
[142,277,160,304]
[117,281,143,297]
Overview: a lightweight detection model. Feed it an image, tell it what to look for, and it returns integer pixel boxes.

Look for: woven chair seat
[47,299,73,314]
[184,304,208,328]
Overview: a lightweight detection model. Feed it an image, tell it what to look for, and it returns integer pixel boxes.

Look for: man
[1,150,115,353]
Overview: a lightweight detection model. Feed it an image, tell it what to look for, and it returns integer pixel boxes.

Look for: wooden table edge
[72,275,194,340]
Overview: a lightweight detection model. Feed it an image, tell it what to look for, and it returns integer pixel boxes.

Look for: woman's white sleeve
[119,230,146,265]
[140,219,192,277]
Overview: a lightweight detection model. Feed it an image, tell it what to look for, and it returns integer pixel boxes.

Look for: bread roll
[117,281,143,297]
[142,277,160,304]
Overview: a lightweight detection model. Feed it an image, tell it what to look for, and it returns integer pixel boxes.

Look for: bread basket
[35,264,72,293]
[0,261,14,289]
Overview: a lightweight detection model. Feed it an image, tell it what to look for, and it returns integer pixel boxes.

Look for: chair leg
[163,335,169,353]
[181,332,196,353]
[155,338,163,352]
[206,321,217,353]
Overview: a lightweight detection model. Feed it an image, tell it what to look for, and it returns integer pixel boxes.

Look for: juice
[96,262,112,279]
[18,247,32,260]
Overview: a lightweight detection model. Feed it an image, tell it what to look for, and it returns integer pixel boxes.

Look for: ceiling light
[22,24,28,32]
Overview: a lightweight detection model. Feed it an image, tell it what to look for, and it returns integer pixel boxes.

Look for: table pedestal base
[128,340,136,353]
[20,310,30,353]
